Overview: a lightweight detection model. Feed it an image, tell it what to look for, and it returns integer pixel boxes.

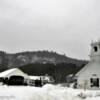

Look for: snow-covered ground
[0,84,100,100]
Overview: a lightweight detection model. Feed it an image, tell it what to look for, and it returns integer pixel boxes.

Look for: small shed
[29,75,54,84]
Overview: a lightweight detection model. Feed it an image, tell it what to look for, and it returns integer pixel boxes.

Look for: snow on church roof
[0,68,19,77]
[76,61,100,76]
[76,63,90,76]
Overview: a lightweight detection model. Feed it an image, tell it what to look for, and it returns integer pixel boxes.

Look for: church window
[90,78,99,87]
[94,46,98,52]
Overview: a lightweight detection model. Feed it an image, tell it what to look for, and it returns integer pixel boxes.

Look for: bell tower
[90,41,100,62]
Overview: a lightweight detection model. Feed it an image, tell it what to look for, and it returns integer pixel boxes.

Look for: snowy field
[0,84,100,100]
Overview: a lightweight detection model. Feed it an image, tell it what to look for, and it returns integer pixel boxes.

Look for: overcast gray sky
[0,0,100,59]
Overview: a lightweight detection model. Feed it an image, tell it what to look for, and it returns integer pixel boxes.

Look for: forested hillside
[20,63,85,83]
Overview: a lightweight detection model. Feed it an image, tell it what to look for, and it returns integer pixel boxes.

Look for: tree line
[19,63,84,83]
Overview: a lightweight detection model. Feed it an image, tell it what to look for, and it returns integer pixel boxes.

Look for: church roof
[76,63,90,76]
[76,61,100,76]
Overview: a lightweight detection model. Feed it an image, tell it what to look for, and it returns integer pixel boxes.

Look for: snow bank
[0,84,100,100]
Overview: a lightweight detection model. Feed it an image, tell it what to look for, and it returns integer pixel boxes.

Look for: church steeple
[90,40,100,62]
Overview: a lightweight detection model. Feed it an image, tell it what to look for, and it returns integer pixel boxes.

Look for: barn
[76,40,100,90]
[0,68,29,79]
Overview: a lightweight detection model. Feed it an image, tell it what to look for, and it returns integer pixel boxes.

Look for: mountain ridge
[0,50,88,72]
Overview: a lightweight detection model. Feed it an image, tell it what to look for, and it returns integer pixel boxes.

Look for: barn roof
[0,68,21,77]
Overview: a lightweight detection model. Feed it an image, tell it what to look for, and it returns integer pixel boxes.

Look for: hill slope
[0,50,87,72]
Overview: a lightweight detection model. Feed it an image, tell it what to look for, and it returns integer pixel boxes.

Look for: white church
[76,40,100,89]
